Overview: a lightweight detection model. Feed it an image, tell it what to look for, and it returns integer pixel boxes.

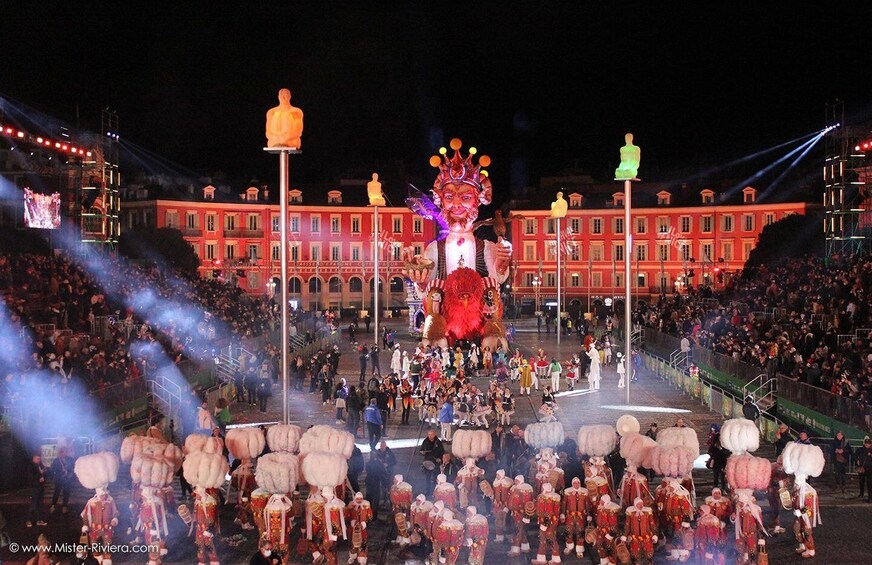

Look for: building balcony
[179,228,203,237]
[224,229,264,238]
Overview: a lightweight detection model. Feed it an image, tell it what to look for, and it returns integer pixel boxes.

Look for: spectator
[26,454,47,527]
[856,436,872,502]
[334,379,348,423]
[234,369,245,403]
[346,386,362,437]
[374,440,397,503]
[249,538,279,565]
[364,454,386,521]
[832,430,850,494]
[376,385,390,436]
[774,423,790,456]
[370,345,381,377]
[347,445,364,493]
[197,401,213,432]
[256,374,271,414]
[420,428,445,496]
[358,346,369,386]
[364,399,383,450]
[49,447,74,515]
[245,367,259,406]
[645,422,658,441]
[214,398,231,434]
[707,435,730,492]
[438,397,455,443]
[742,395,761,422]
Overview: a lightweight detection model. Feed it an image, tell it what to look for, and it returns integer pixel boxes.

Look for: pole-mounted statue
[404,138,512,349]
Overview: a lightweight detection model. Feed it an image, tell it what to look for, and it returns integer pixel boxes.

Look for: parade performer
[182,450,229,565]
[346,492,372,565]
[766,461,790,534]
[410,494,433,534]
[535,349,549,391]
[561,477,590,558]
[534,482,562,564]
[254,451,299,559]
[436,510,466,565]
[455,458,484,509]
[464,506,489,565]
[519,357,534,396]
[729,475,768,563]
[651,446,694,542]
[508,474,534,556]
[434,473,457,510]
[667,521,695,563]
[299,438,351,564]
[428,501,447,563]
[226,427,265,531]
[74,452,120,565]
[782,442,825,559]
[578,424,618,497]
[624,497,658,564]
[491,470,513,543]
[694,504,726,565]
[321,487,348,565]
[131,454,172,564]
[389,474,413,545]
[593,494,621,565]
[617,417,654,509]
[704,488,732,523]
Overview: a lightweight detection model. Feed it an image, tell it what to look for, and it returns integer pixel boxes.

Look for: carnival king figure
[534,482,562,564]
[389,474,413,545]
[464,506,489,565]
[455,458,484,509]
[346,492,372,565]
[562,476,591,559]
[492,469,514,543]
[624,496,658,564]
[782,442,825,559]
[74,452,120,565]
[403,138,512,349]
[508,474,534,556]
[182,450,229,565]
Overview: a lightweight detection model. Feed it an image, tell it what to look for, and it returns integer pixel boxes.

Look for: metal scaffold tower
[79,109,121,247]
[824,101,871,256]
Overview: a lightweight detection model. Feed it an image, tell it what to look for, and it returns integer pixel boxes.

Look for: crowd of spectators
[637,253,872,430]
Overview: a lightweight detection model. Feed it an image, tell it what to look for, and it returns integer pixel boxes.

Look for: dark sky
[3,3,872,195]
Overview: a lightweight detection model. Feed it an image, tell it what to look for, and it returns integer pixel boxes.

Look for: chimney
[262,184,269,200]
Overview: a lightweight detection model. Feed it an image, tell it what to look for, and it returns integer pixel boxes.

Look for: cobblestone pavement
[1,320,870,564]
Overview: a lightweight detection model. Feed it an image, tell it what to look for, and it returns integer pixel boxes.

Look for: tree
[743,211,824,274]
[118,227,200,275]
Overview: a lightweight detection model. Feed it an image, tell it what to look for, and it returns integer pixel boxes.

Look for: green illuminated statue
[614,133,640,181]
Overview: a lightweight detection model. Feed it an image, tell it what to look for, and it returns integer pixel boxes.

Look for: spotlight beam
[758,132,826,200]
[722,134,822,199]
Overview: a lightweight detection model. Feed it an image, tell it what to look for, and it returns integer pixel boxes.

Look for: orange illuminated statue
[403,138,512,348]
[265,88,304,148]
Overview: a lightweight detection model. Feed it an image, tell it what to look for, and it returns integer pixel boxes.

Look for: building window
[290,215,300,233]
[680,216,691,233]
[614,244,624,261]
[743,241,754,260]
[351,244,361,261]
[205,243,216,260]
[351,216,361,234]
[614,217,624,234]
[680,243,691,261]
[636,244,647,261]
[392,243,402,261]
[525,219,536,235]
[613,193,624,206]
[722,241,733,261]
[743,214,754,231]
[186,212,197,229]
[524,243,536,261]
[331,216,340,233]
[569,194,582,207]
[311,216,320,233]
[328,190,342,204]
[413,217,423,234]
[657,217,669,233]
[271,244,280,261]
[635,217,647,234]
[571,273,580,287]
[743,188,757,203]
[637,273,646,288]
[658,243,669,261]
[291,245,300,262]
[701,190,715,204]
[311,245,321,262]
[331,244,341,261]
[525,272,535,286]
[206,214,216,232]
[248,244,259,260]
[224,215,236,230]
[701,216,712,233]
[225,243,236,260]
[591,244,604,262]
[271,215,280,232]
[203,186,215,200]
[349,277,363,292]
[592,218,603,234]
[413,244,423,256]
[546,219,556,234]
[166,211,179,228]
[721,215,733,232]
[593,272,602,287]
[570,245,580,261]
[289,190,302,204]
[763,212,776,226]
[329,276,342,292]
[570,218,580,234]
[546,272,556,287]
[393,217,402,233]
[657,192,671,205]
[701,243,712,261]
[248,214,259,231]
[614,273,622,287]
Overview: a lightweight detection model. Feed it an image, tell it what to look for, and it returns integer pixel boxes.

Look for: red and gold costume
[261,493,294,558]
[193,487,220,565]
[389,476,413,545]
[492,471,513,542]
[624,498,657,563]
[791,481,819,559]
[80,490,119,565]
[534,484,562,564]
[137,487,169,564]
[455,459,484,508]
[231,460,256,529]
[561,479,590,558]
[436,512,466,565]
[694,505,725,565]
[410,495,433,533]
[704,489,732,523]
[250,489,271,535]
[766,463,790,533]
[508,477,534,555]
[464,509,489,565]
[619,468,653,509]
[303,491,326,559]
[593,495,621,564]
[321,491,347,565]
[346,493,372,564]
[585,456,615,497]
[586,475,610,508]
[733,490,766,565]
[655,478,692,540]
[434,474,457,510]
[428,503,447,563]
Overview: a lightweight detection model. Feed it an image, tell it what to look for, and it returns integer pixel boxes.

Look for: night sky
[3,3,872,197]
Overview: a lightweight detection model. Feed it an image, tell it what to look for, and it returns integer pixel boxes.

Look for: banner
[777,398,868,441]
[23,188,61,229]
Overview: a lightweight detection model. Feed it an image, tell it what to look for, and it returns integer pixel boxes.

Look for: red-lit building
[120,180,810,313]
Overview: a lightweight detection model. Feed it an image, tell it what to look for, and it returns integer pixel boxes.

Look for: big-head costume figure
[405,138,512,350]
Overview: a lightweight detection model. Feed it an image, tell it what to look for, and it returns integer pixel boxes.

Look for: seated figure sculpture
[550,191,568,219]
[368,173,386,206]
[614,133,640,181]
[265,88,304,148]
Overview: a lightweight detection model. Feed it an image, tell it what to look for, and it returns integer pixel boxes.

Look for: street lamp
[532,276,542,315]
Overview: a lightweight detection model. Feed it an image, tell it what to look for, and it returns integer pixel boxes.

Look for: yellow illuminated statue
[367,173,386,206]
[265,88,304,148]
[550,191,568,219]
[614,133,640,181]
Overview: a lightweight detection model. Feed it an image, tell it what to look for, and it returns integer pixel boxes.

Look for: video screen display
[23,187,61,229]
